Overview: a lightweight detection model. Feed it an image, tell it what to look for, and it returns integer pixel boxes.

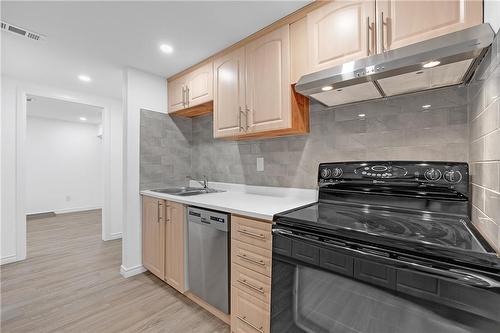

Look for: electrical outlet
[256,157,264,172]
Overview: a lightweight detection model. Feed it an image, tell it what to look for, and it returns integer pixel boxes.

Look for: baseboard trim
[120,264,146,278]
[54,206,103,214]
[105,232,122,241]
[1,255,19,265]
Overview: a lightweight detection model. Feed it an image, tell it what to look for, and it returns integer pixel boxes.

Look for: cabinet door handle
[244,106,250,131]
[237,254,265,266]
[166,205,171,222]
[237,316,263,333]
[186,86,190,106]
[238,106,245,131]
[182,87,186,107]
[238,229,265,239]
[237,279,265,294]
[366,17,371,56]
[379,11,385,52]
[157,202,163,223]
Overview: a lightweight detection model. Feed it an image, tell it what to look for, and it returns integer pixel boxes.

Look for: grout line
[470,127,500,142]
[470,183,500,196]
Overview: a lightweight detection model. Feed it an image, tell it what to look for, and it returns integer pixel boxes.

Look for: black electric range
[271,161,500,333]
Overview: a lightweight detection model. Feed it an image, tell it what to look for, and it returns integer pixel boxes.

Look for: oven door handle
[272,228,500,290]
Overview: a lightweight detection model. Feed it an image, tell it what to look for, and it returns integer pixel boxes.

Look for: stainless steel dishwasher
[187,206,230,314]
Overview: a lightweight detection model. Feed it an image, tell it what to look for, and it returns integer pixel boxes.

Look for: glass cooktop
[275,202,486,253]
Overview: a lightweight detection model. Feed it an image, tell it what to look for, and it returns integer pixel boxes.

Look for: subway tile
[471,206,499,250]
[469,138,485,162]
[473,162,500,192]
[471,185,485,211]
[484,130,500,161]
[470,101,499,140]
[484,189,500,225]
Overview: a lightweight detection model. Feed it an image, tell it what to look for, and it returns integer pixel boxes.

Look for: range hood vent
[1,20,45,41]
[295,24,494,107]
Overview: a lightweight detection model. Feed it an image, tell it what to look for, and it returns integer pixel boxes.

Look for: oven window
[271,258,500,333]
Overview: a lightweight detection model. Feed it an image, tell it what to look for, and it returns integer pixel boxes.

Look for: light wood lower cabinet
[164,201,186,293]
[231,215,272,333]
[142,196,166,279]
[142,196,185,293]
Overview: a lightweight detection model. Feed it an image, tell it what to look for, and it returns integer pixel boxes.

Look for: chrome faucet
[186,175,208,189]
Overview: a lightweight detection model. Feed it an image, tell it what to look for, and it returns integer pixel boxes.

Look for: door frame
[15,86,113,261]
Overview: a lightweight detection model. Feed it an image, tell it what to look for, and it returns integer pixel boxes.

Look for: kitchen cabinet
[307,0,376,72]
[214,25,309,139]
[292,0,482,80]
[377,0,483,52]
[231,215,272,333]
[168,61,214,117]
[245,25,291,134]
[213,47,246,138]
[168,77,187,113]
[142,196,185,293]
[142,196,166,279]
[164,200,186,293]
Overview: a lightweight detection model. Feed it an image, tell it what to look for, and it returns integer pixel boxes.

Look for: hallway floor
[1,210,229,333]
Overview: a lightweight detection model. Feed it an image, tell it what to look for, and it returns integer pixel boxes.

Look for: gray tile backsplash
[468,29,500,252]
[190,86,469,188]
[140,110,192,190]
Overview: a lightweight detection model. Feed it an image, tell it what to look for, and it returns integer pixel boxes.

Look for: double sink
[152,186,224,196]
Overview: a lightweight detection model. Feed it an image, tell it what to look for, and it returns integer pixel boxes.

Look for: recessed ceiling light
[159,43,173,54]
[78,75,91,82]
[422,104,432,109]
[423,61,440,68]
[358,113,366,118]
[321,86,333,91]
[79,117,87,121]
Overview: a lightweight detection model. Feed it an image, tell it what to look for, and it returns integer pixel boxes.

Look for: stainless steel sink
[151,187,224,196]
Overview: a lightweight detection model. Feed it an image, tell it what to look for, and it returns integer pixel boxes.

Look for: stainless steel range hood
[295,24,495,107]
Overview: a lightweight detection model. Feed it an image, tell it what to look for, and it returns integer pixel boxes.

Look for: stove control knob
[331,167,343,178]
[424,168,442,181]
[444,170,462,183]
[320,168,332,178]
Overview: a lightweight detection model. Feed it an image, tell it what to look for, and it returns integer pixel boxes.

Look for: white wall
[121,68,167,277]
[1,75,123,264]
[26,116,103,214]
[485,0,500,33]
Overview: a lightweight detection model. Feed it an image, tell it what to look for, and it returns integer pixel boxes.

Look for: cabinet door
[246,25,291,133]
[142,196,165,279]
[307,1,376,72]
[187,61,213,107]
[213,47,246,138]
[165,201,186,293]
[168,78,186,113]
[377,0,482,52]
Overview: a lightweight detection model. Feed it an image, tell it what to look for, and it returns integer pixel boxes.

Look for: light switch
[256,157,264,172]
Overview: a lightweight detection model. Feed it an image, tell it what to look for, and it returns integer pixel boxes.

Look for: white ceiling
[27,94,103,125]
[1,1,309,100]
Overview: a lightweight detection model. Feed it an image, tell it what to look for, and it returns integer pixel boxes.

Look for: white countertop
[140,181,318,221]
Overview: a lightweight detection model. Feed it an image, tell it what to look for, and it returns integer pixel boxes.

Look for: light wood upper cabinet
[213,47,246,138]
[246,25,291,133]
[142,196,165,279]
[307,0,376,72]
[168,77,187,113]
[164,201,186,293]
[377,0,483,52]
[187,62,213,107]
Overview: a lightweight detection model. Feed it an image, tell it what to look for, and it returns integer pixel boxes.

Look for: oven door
[271,229,500,333]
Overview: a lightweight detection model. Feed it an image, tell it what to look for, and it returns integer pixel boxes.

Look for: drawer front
[231,288,270,333]
[232,216,272,251]
[232,240,272,277]
[232,263,271,304]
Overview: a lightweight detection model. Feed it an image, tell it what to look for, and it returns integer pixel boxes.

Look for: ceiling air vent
[1,20,45,41]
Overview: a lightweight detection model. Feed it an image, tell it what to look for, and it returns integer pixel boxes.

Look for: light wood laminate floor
[1,210,229,333]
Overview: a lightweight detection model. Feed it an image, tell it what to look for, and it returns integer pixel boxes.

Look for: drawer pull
[237,279,264,294]
[238,229,265,239]
[237,316,263,333]
[237,254,265,266]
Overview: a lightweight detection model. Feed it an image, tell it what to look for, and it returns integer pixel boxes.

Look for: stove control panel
[318,161,469,195]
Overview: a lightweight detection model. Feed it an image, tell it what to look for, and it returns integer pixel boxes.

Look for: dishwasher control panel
[187,206,229,232]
